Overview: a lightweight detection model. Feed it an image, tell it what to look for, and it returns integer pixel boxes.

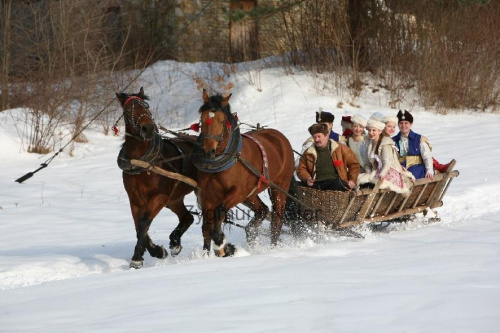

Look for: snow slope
[1,60,499,332]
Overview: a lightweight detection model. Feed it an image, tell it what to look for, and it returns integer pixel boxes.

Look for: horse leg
[167,197,194,257]
[201,202,216,254]
[269,187,289,246]
[243,195,270,245]
[211,203,236,257]
[130,205,167,269]
[210,185,248,256]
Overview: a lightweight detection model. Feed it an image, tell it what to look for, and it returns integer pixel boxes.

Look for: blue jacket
[393,130,426,179]
[329,130,340,142]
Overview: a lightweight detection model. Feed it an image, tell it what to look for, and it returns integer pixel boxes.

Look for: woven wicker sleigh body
[296,160,459,229]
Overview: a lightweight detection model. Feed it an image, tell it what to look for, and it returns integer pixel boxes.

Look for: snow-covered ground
[1,60,499,332]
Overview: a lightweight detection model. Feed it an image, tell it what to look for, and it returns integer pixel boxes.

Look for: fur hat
[308,123,328,136]
[351,114,367,127]
[316,111,335,123]
[370,112,384,122]
[367,119,385,131]
[383,115,399,124]
[397,110,413,123]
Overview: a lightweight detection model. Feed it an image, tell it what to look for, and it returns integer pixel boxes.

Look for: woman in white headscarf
[346,114,369,173]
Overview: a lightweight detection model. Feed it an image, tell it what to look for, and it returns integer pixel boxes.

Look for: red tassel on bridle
[205,118,213,125]
[190,123,200,132]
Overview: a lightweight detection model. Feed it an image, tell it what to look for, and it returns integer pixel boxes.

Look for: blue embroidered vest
[393,130,426,179]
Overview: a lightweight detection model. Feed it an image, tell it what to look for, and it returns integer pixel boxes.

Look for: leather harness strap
[242,133,269,190]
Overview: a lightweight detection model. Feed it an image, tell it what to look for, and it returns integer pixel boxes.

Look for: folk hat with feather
[397,110,413,123]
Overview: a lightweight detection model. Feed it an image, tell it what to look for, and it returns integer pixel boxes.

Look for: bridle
[191,108,242,173]
[199,110,233,150]
[117,94,164,175]
[122,95,157,142]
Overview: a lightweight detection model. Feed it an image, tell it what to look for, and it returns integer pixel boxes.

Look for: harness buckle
[258,173,270,190]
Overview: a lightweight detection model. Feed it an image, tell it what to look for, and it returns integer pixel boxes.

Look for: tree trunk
[1,0,12,111]
[348,0,370,72]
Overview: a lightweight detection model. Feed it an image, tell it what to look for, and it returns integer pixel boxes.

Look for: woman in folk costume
[341,116,353,138]
[345,114,369,173]
[383,115,398,137]
[357,117,415,195]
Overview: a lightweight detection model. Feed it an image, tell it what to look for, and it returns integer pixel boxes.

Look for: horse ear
[138,87,145,97]
[202,89,209,103]
[116,93,125,105]
[221,93,232,107]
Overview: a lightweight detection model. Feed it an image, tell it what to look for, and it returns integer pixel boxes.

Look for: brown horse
[116,88,198,268]
[192,89,295,256]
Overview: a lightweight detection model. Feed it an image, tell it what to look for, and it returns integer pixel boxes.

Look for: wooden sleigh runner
[292,160,459,233]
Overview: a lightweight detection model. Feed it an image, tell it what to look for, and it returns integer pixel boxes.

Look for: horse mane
[198,93,231,116]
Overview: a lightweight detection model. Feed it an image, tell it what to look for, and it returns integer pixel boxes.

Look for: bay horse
[116,88,198,269]
[193,89,295,256]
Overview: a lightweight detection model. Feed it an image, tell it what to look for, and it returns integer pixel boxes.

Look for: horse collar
[117,133,164,175]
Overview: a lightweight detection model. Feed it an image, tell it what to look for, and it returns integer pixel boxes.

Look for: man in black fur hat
[315,110,342,142]
[392,110,434,179]
[295,108,345,172]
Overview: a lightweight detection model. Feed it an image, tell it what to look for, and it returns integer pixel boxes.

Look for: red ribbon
[112,126,119,135]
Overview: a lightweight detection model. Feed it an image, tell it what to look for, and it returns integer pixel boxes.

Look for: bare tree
[0,0,13,111]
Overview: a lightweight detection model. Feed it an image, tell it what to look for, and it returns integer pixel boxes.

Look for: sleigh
[291,160,459,233]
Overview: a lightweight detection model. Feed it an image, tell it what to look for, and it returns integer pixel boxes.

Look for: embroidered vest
[393,130,426,179]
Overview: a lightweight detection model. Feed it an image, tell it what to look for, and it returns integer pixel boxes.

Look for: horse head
[198,89,233,159]
[116,87,156,141]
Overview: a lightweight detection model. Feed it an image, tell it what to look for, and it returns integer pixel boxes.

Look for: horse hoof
[170,245,183,257]
[160,246,168,259]
[130,260,144,269]
[214,243,236,257]
[223,243,236,257]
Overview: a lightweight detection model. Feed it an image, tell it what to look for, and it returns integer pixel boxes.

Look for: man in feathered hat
[392,110,435,179]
